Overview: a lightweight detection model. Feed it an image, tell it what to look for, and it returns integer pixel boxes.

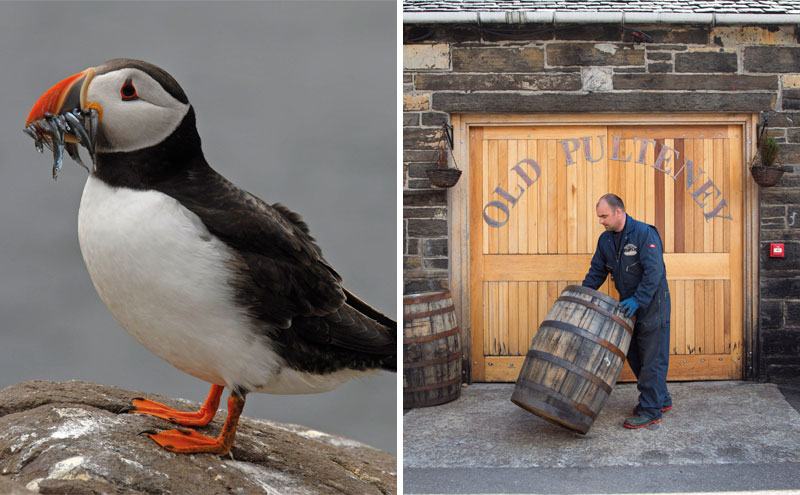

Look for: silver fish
[24,107,98,180]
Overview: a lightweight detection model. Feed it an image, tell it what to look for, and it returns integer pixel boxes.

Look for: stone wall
[403,23,800,379]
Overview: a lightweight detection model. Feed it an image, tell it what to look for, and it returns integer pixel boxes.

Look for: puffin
[23,58,396,455]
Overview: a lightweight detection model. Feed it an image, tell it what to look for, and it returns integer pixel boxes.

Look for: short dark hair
[598,193,625,212]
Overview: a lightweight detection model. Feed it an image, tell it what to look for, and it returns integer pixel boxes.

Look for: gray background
[0,1,396,452]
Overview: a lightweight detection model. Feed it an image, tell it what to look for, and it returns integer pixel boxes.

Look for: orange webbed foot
[141,392,245,456]
[144,428,232,455]
[125,384,223,427]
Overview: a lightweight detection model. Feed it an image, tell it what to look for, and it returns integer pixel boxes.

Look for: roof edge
[403,11,800,25]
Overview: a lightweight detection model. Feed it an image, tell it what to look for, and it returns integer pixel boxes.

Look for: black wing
[157,164,396,364]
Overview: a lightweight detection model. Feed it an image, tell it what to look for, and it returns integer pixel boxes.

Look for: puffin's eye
[121,78,138,101]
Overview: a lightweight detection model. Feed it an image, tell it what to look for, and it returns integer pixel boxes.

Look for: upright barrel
[511,285,634,433]
[403,291,461,408]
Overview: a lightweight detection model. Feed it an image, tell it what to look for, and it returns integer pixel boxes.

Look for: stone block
[404,206,446,218]
[404,189,447,206]
[403,73,412,84]
[782,74,800,89]
[745,47,800,73]
[760,186,800,204]
[432,91,774,113]
[407,219,448,237]
[481,23,553,42]
[761,278,800,299]
[762,111,800,127]
[404,93,430,111]
[414,73,581,91]
[647,52,673,61]
[762,330,800,357]
[647,62,672,73]
[406,237,420,255]
[760,299,784,330]
[776,143,800,164]
[424,238,448,257]
[404,25,483,44]
[647,44,689,51]
[554,25,623,41]
[783,89,800,111]
[582,67,613,91]
[404,150,438,163]
[404,278,448,295]
[613,74,777,91]
[404,44,450,70]
[547,43,644,67]
[623,27,708,45]
[452,47,544,72]
[421,112,450,127]
[407,163,434,179]
[404,113,420,126]
[404,256,421,270]
[712,26,797,47]
[424,258,449,270]
[404,127,441,150]
[675,52,737,73]
[787,302,800,327]
[407,178,432,189]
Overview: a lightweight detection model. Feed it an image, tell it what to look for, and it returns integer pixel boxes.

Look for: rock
[0,381,396,494]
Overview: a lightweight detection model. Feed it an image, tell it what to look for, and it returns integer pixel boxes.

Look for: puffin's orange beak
[26,68,95,129]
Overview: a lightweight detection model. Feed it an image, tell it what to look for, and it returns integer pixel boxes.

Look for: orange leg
[145,393,245,455]
[127,384,223,427]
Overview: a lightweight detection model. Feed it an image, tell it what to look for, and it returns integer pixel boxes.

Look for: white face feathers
[86,68,190,153]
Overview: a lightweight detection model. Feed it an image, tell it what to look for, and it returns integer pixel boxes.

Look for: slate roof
[403,0,800,13]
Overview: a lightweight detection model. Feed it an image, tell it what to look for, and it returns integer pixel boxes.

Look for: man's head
[596,193,626,232]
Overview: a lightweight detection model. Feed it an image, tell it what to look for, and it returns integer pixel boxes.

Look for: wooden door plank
[469,126,486,380]
[704,279,715,356]
[557,137,568,253]
[527,140,539,254]
[486,139,496,254]
[507,140,519,255]
[568,141,579,254]
[714,139,724,253]
[508,281,519,355]
[703,139,714,253]
[498,140,509,255]
[695,280,705,354]
[675,280,686,355]
[673,138,685,253]
[715,279,725,355]
[664,139,675,253]
[547,140,558,254]
[685,280,695,355]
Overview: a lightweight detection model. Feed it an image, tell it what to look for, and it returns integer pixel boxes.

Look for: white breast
[77,176,359,394]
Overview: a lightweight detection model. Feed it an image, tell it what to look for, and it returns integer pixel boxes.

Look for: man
[582,194,672,429]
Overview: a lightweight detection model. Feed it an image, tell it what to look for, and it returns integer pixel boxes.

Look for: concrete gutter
[403,11,800,25]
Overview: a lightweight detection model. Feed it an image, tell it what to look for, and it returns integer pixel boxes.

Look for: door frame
[447,113,760,383]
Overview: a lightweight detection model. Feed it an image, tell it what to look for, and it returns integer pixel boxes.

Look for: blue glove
[619,298,639,318]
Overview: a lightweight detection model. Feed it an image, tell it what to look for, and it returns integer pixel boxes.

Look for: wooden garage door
[469,124,743,382]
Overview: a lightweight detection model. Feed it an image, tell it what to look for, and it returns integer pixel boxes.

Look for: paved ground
[403,380,800,494]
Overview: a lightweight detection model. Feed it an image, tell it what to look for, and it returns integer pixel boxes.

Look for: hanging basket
[427,168,462,188]
[750,165,785,187]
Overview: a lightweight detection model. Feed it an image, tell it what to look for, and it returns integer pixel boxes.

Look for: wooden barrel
[403,291,461,408]
[511,285,634,434]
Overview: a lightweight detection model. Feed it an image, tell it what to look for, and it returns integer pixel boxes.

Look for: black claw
[139,429,158,436]
[119,405,137,414]
[132,397,146,401]
[177,428,194,435]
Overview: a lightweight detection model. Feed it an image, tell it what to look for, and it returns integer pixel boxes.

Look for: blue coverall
[582,215,672,420]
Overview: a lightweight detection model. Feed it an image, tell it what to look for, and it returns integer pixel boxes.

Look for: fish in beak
[24,67,100,179]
